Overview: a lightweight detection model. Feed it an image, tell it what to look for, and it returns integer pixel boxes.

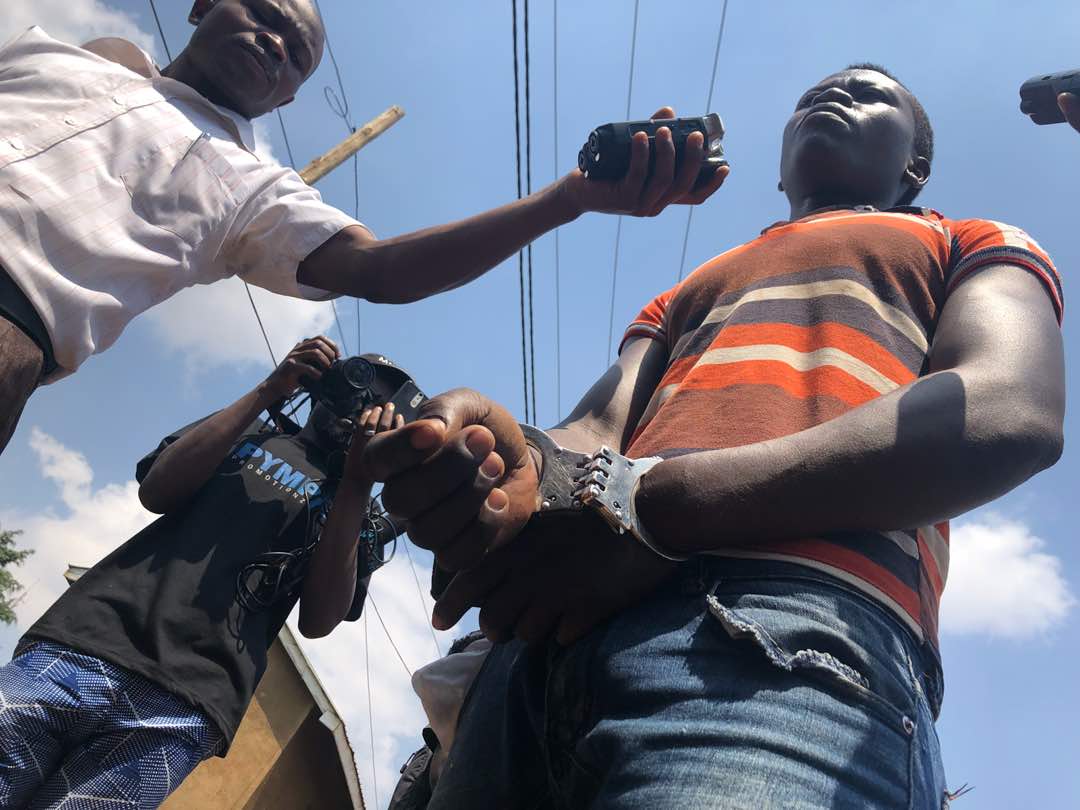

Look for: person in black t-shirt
[0,335,401,810]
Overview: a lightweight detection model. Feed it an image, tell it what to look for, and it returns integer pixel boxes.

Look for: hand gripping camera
[577,113,726,185]
[303,353,428,422]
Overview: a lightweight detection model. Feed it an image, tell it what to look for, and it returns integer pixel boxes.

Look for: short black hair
[846,63,934,205]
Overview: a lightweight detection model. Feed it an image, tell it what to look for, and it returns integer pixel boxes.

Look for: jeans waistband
[0,265,56,375]
[675,555,946,718]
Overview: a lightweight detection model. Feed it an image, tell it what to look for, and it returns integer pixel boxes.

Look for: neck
[162,50,243,115]
[787,189,898,221]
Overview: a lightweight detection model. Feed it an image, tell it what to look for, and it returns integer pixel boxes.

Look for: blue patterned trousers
[0,641,222,809]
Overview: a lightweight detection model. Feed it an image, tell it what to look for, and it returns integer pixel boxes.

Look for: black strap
[0,266,57,376]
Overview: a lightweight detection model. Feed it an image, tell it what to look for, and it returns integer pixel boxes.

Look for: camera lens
[340,357,376,391]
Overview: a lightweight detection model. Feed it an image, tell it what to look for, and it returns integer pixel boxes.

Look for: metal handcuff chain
[518,424,688,562]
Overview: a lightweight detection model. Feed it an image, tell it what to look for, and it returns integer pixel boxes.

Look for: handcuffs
[519,424,688,562]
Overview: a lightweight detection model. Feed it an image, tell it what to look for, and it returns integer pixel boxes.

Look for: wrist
[255,378,288,406]
[549,173,586,223]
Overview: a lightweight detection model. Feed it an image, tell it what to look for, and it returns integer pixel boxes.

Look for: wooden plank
[299,106,405,185]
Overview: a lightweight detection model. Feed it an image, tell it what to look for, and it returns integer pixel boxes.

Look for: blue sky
[1,0,1079,806]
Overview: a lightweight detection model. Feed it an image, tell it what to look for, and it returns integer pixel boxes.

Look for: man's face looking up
[779,69,930,211]
[186,0,325,119]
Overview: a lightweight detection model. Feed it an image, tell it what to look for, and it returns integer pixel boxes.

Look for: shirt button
[63,116,77,126]
[112,95,125,106]
[8,138,23,151]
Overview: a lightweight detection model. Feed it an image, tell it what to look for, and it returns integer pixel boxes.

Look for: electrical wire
[524,0,538,424]
[147,0,173,61]
[403,542,442,658]
[605,0,641,366]
[363,611,380,810]
[368,593,413,678]
[552,0,562,420]
[676,0,730,283]
[511,0,531,423]
[312,0,364,355]
[275,106,349,353]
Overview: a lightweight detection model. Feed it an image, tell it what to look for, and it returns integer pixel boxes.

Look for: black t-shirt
[21,418,362,750]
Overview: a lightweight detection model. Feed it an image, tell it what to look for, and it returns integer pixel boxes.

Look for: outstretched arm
[138,337,339,514]
[297,107,728,303]
[638,265,1065,552]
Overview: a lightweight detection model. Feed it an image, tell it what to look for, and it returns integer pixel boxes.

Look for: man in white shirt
[0,0,727,456]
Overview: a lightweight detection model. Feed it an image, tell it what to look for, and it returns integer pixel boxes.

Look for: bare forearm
[637,368,1064,554]
[312,180,580,303]
[299,477,370,638]
[139,384,277,513]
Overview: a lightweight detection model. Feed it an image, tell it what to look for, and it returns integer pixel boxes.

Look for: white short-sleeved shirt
[0,27,365,380]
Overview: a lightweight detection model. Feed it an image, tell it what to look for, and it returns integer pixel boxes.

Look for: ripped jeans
[428,559,948,810]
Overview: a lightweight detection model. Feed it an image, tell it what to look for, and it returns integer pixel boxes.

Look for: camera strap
[518,424,687,561]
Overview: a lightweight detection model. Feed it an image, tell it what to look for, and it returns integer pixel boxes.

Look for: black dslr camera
[303,353,427,422]
[577,113,726,185]
[1020,69,1080,125]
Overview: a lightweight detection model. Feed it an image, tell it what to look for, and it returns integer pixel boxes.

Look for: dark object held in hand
[303,354,427,421]
[1020,69,1080,125]
[577,113,726,184]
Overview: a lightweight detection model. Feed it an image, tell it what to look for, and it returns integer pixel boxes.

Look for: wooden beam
[298,105,405,185]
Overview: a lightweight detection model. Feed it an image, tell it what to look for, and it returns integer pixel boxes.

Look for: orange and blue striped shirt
[621,206,1062,650]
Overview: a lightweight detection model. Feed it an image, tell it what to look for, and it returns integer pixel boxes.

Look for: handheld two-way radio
[1020,69,1080,125]
[577,113,726,185]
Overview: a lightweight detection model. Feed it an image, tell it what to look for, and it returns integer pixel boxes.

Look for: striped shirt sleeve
[619,286,678,354]
[945,218,1063,322]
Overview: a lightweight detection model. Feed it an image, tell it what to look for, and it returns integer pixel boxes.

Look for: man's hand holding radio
[559,106,730,218]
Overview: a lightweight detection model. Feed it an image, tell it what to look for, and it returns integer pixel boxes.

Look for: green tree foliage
[0,524,32,625]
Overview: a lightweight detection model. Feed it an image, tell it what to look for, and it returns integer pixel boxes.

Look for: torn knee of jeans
[706,594,871,691]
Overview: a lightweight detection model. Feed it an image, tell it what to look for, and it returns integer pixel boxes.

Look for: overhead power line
[147,0,173,61]
[676,0,731,283]
[511,0,531,423]
[552,0,562,419]
[605,0,641,367]
[524,0,538,424]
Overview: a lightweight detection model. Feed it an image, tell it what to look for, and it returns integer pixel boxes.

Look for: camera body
[303,353,427,422]
[1020,69,1080,125]
[577,113,726,184]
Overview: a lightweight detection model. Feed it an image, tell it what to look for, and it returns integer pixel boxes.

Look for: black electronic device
[577,113,726,184]
[1020,69,1080,125]
[302,353,427,422]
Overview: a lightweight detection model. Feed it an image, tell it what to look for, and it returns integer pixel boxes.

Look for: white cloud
[294,549,457,808]
[940,515,1075,640]
[2,0,155,56]
[252,117,284,167]
[0,430,458,809]
[0,429,156,655]
[147,277,336,372]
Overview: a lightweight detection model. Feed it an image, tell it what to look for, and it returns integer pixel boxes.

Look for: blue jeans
[0,641,222,809]
[429,559,948,810]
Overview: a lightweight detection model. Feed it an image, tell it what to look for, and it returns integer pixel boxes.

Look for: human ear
[903,155,931,193]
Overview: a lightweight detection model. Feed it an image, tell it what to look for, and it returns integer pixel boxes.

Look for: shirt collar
[82,36,258,154]
[760,204,943,236]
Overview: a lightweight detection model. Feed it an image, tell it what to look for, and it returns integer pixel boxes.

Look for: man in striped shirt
[367,64,1065,807]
